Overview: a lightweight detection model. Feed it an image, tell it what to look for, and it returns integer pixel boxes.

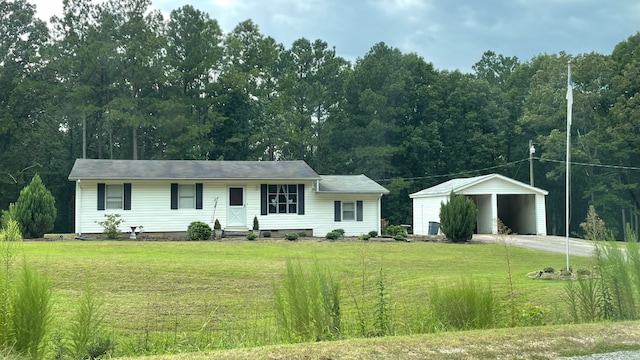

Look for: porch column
[491,193,498,234]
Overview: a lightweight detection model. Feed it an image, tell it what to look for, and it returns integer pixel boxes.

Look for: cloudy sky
[29,0,640,72]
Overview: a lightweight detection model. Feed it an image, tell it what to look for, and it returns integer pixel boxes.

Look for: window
[171,183,203,210]
[106,184,123,209]
[334,200,363,222]
[179,184,195,208]
[342,202,355,221]
[98,183,130,210]
[268,184,298,214]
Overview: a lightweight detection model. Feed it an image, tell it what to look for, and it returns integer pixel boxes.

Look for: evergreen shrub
[15,174,57,238]
[439,191,478,243]
[187,221,212,241]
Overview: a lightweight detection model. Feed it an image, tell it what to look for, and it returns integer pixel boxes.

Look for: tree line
[1,0,639,237]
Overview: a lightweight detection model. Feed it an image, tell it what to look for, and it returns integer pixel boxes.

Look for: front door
[227,187,246,227]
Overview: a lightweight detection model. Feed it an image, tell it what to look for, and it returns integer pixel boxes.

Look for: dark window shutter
[97,183,105,210]
[124,183,132,210]
[196,183,203,209]
[170,183,178,209]
[356,200,363,221]
[334,201,341,222]
[261,184,267,215]
[298,184,305,215]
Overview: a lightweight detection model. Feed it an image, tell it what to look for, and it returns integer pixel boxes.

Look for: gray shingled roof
[316,175,389,194]
[409,173,548,197]
[68,159,320,180]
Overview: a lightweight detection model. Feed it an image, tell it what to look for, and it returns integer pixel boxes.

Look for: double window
[260,184,305,215]
[97,183,131,210]
[171,183,203,209]
[334,201,363,222]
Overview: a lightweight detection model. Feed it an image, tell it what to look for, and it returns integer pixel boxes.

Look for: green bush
[332,229,345,238]
[326,231,339,241]
[253,216,259,231]
[262,231,271,238]
[96,213,124,239]
[359,233,371,241]
[15,174,57,239]
[187,221,212,241]
[285,233,298,241]
[439,191,478,243]
[393,234,407,241]
[368,230,378,238]
[385,225,404,237]
[246,231,257,241]
[213,219,221,230]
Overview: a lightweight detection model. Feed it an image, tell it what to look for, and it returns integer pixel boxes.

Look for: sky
[28,0,640,73]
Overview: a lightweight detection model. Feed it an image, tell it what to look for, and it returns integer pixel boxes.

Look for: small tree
[439,191,478,243]
[580,205,609,241]
[96,214,124,240]
[253,216,259,231]
[15,174,57,238]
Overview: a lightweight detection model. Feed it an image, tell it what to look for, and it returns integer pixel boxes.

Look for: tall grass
[69,284,111,359]
[0,219,21,350]
[429,278,496,331]
[11,263,52,360]
[273,259,341,342]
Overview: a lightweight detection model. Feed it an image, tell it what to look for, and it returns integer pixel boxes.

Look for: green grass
[16,238,593,356]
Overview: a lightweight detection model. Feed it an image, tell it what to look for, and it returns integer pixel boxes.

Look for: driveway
[472,234,597,257]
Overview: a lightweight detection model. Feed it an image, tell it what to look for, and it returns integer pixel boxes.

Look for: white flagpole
[565,61,573,271]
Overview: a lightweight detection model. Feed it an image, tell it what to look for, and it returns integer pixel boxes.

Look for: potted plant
[253,215,259,237]
[214,219,222,239]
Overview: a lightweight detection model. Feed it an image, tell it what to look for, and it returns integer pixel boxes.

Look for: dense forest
[1,0,639,238]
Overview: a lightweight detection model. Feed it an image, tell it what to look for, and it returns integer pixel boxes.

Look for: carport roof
[409,173,548,198]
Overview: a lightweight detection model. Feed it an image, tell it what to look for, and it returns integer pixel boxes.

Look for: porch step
[223,227,251,237]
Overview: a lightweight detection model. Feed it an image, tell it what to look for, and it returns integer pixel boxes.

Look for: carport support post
[529,140,535,186]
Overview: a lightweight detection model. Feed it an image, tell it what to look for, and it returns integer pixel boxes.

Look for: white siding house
[68,159,389,238]
[410,174,548,236]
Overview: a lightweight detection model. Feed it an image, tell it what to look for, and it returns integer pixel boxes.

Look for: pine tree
[439,191,478,243]
[15,174,57,238]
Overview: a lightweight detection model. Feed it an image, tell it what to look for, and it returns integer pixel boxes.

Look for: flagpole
[565,61,572,271]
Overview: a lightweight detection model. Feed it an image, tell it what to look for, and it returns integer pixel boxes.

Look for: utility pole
[529,139,535,186]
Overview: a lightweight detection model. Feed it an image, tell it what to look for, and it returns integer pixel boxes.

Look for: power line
[376,157,640,183]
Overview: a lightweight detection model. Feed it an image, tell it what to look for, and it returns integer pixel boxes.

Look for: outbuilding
[409,174,548,236]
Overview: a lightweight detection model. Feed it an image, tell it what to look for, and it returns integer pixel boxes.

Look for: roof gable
[316,175,389,194]
[409,174,548,198]
[68,159,320,180]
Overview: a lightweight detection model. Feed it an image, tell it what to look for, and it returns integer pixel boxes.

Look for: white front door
[227,187,246,227]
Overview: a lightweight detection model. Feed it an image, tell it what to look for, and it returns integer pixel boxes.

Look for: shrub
[262,231,271,238]
[393,234,407,241]
[439,191,478,243]
[543,267,555,273]
[213,219,221,230]
[246,231,257,241]
[298,231,308,238]
[332,229,345,238]
[326,231,339,241]
[580,205,609,240]
[187,221,212,241]
[253,216,259,231]
[385,225,404,237]
[368,230,378,238]
[15,174,57,238]
[96,214,124,239]
[359,233,370,241]
[285,233,298,241]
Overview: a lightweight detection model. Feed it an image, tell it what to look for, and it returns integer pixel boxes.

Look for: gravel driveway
[472,234,597,257]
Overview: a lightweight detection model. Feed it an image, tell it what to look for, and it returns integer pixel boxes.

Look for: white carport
[409,174,548,236]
